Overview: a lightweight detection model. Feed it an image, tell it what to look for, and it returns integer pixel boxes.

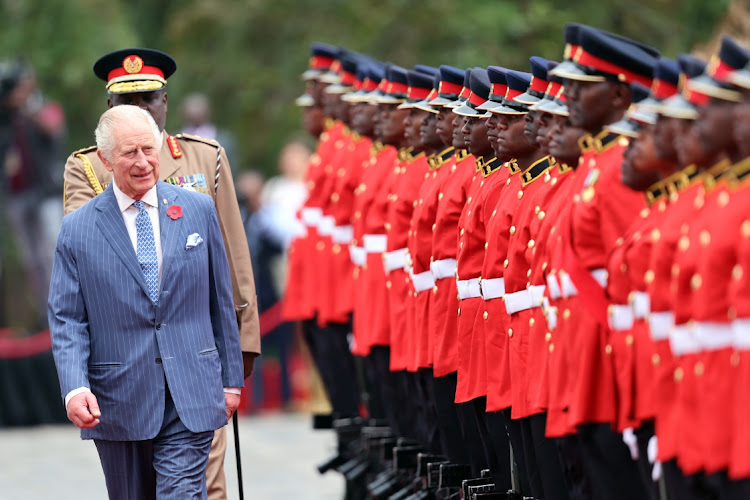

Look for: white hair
[95,105,162,161]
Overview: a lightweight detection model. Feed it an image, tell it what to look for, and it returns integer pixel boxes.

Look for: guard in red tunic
[548,24,658,499]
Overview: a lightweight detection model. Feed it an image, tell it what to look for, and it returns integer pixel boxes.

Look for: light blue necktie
[134,200,159,304]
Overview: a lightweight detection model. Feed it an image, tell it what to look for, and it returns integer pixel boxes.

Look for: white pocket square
[186,233,204,249]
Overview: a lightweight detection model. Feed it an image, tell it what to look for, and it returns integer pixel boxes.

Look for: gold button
[492,209,497,217]
[549,343,555,353]
[719,191,730,207]
[605,344,612,355]
[518,190,524,200]
[538,211,546,220]
[385,222,391,231]
[458,308,461,317]
[529,317,535,327]
[526,269,532,278]
[672,264,680,277]
[563,308,571,320]
[468,196,472,204]
[452,165,457,172]
[460,241,464,249]
[316,241,325,251]
[674,367,684,382]
[432,223,437,231]
[433,286,438,294]
[406,277,411,284]
[333,244,341,254]
[484,241,489,250]
[733,264,743,281]
[625,334,634,346]
[527,240,535,249]
[542,262,548,272]
[438,192,444,200]
[355,211,362,219]
[691,274,702,290]
[508,328,513,338]
[645,270,655,284]
[545,332,552,342]
[694,361,705,377]
[419,199,423,205]
[652,354,660,366]
[699,230,711,247]
[386,281,392,289]
[483,311,489,320]
[460,228,465,236]
[503,259,509,268]
[467,210,471,217]
[732,352,741,367]
[743,220,750,238]
[620,263,627,273]
[425,172,430,179]
[331,192,340,202]
[413,200,418,208]
[510,226,516,235]
[535,206,541,214]
[694,195,704,209]
[651,229,660,242]
[506,179,510,186]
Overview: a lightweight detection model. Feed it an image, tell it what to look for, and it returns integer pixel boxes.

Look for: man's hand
[225,392,241,421]
[67,392,101,429]
[242,352,258,379]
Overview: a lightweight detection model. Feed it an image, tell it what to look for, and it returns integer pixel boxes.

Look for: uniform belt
[504,285,546,314]
[412,270,436,293]
[480,277,505,300]
[631,292,650,319]
[349,245,366,267]
[383,248,410,273]
[363,234,388,253]
[546,274,562,300]
[648,311,673,341]
[431,258,458,280]
[331,225,353,244]
[693,322,733,351]
[318,215,335,236]
[559,268,608,297]
[457,278,481,300]
[669,324,700,356]
[300,207,323,227]
[732,319,750,350]
[608,304,634,332]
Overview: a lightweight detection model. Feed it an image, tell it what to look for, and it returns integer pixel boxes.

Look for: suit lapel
[157,182,182,287]
[94,187,150,297]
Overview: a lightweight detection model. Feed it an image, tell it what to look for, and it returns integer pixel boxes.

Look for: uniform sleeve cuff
[65,387,91,410]
[224,387,242,395]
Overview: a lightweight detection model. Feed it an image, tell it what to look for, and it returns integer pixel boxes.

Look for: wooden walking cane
[233,412,245,500]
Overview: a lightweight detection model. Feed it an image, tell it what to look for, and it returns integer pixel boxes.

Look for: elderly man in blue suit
[48,105,244,499]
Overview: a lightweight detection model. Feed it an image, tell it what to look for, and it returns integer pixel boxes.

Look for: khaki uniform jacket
[63,131,260,355]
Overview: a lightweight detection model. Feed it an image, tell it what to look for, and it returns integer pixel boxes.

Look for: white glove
[623,427,639,460]
[648,435,663,481]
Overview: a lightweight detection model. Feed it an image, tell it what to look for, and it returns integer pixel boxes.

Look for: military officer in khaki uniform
[62,48,260,500]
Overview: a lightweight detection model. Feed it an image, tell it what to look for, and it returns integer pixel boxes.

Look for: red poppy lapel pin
[166,204,183,220]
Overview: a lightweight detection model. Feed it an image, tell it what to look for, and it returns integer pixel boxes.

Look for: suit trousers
[94,388,214,500]
[206,426,227,500]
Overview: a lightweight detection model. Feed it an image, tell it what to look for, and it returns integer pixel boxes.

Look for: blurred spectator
[180,92,237,169]
[238,170,295,409]
[0,59,65,330]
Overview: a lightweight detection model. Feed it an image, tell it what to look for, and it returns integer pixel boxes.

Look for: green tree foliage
[0,0,731,174]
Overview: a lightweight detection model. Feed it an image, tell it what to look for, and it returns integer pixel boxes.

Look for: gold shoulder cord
[76,153,104,195]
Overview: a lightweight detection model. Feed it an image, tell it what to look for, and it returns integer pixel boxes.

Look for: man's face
[99,118,160,200]
[379,103,408,146]
[547,114,584,167]
[695,98,737,159]
[462,115,493,158]
[734,94,750,159]
[495,113,535,160]
[434,108,454,147]
[351,102,377,137]
[564,79,622,133]
[621,124,672,191]
[524,110,540,147]
[404,108,425,150]
[302,106,325,137]
[534,111,553,153]
[452,113,468,149]
[109,90,168,131]
[419,110,443,152]
[653,115,679,162]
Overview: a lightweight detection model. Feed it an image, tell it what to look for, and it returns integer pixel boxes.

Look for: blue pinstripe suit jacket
[48,181,245,441]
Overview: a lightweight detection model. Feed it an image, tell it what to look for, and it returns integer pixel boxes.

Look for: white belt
[732,319,750,350]
[631,292,650,319]
[363,234,388,253]
[609,304,634,331]
[559,268,608,297]
[669,324,700,356]
[457,278,481,300]
[318,215,335,236]
[648,311,674,341]
[546,275,562,300]
[504,285,546,313]
[383,249,410,273]
[300,207,323,227]
[480,277,505,300]
[412,270,436,293]
[349,245,366,267]
[431,258,458,280]
[693,322,734,351]
[331,225,353,244]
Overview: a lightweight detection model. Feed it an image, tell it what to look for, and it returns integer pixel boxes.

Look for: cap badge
[123,55,144,74]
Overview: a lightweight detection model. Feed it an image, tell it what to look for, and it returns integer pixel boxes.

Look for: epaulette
[730,156,750,186]
[174,133,220,148]
[591,130,627,153]
[507,158,520,175]
[644,179,667,206]
[398,147,415,163]
[72,145,97,155]
[406,150,425,164]
[455,149,471,162]
[704,158,732,190]
[479,157,503,177]
[370,141,386,157]
[521,156,554,186]
[428,147,455,170]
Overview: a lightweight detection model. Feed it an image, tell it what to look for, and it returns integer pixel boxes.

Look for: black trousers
[484,404,515,493]
[576,422,648,500]
[415,368,442,454]
[555,433,593,500]
[302,318,360,418]
[455,396,492,477]
[361,346,399,428]
[519,412,571,500]
[431,372,470,464]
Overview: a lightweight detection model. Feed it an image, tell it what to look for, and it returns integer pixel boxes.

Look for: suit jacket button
[155,357,162,364]
[156,323,162,330]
